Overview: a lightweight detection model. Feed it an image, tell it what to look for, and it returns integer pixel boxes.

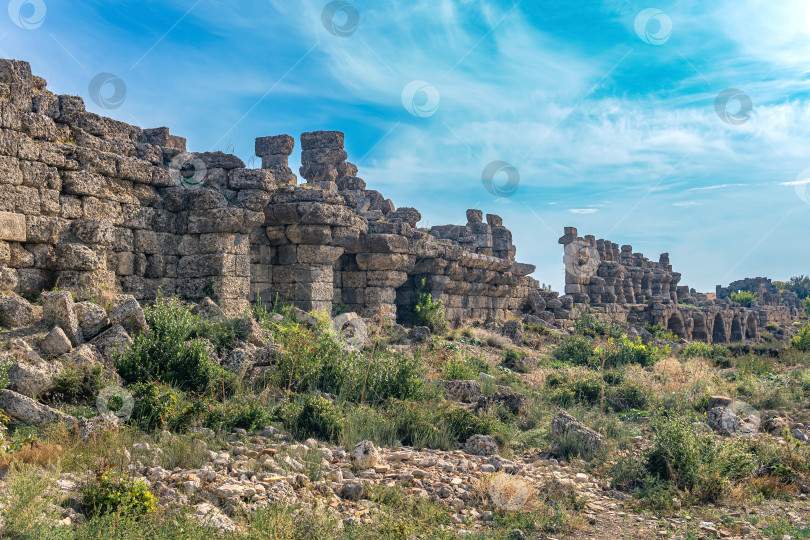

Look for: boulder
[339,481,364,501]
[63,344,103,368]
[707,406,758,437]
[550,410,604,457]
[222,347,256,376]
[109,296,147,335]
[235,317,265,347]
[7,361,57,398]
[351,440,380,470]
[74,301,110,339]
[0,294,39,328]
[444,380,483,403]
[90,324,132,363]
[0,390,75,425]
[41,291,82,345]
[464,434,499,456]
[475,392,528,416]
[408,326,431,343]
[192,297,223,320]
[502,321,523,344]
[40,326,72,356]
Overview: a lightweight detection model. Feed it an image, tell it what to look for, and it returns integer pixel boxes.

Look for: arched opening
[667,314,685,338]
[712,314,728,344]
[692,315,709,342]
[745,313,758,339]
[730,316,743,341]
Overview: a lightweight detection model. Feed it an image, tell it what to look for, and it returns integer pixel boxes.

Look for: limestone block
[229,169,275,191]
[255,135,294,157]
[41,291,82,345]
[355,253,414,272]
[301,131,344,150]
[0,211,26,242]
[75,301,110,339]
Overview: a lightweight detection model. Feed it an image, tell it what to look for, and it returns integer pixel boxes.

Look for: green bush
[644,323,677,341]
[81,469,157,517]
[544,371,649,412]
[441,357,475,381]
[115,294,229,393]
[598,336,666,369]
[501,348,533,373]
[681,342,729,360]
[50,365,111,404]
[804,297,810,318]
[552,335,596,366]
[128,381,183,431]
[792,322,810,352]
[279,395,343,442]
[410,279,447,333]
[730,290,757,307]
[574,313,624,338]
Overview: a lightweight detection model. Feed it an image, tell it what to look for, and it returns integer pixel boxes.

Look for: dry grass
[0,441,63,469]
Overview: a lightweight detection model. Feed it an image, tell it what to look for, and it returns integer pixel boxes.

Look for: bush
[501,348,533,373]
[574,313,624,338]
[792,323,810,352]
[50,365,112,404]
[804,297,810,318]
[81,468,156,517]
[128,381,183,431]
[280,395,343,442]
[552,335,596,366]
[115,294,228,393]
[597,336,666,369]
[730,290,757,307]
[441,357,475,381]
[681,342,729,360]
[410,279,447,333]
[644,323,677,341]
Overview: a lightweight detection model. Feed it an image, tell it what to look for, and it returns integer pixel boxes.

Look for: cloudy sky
[4,0,810,292]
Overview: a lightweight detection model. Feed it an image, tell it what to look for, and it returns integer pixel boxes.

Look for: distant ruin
[0,59,801,341]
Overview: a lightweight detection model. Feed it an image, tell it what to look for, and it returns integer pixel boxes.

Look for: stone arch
[745,313,757,339]
[712,313,728,344]
[667,313,685,338]
[730,316,743,342]
[692,314,709,342]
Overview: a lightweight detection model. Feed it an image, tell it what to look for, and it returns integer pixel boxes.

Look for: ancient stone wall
[558,227,800,343]
[0,59,560,326]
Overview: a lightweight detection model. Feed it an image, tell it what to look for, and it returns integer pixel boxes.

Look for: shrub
[501,347,533,373]
[574,313,624,338]
[644,323,677,341]
[681,342,729,360]
[552,335,596,366]
[50,364,111,404]
[441,357,475,381]
[128,381,183,431]
[81,468,157,517]
[410,279,447,333]
[597,336,666,369]
[792,322,810,352]
[804,297,810,318]
[730,290,757,307]
[115,294,228,393]
[281,395,343,442]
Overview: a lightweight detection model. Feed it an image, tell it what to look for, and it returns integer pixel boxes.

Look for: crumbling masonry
[0,60,800,342]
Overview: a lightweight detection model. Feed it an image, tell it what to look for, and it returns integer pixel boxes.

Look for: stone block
[301,131,344,150]
[255,135,294,157]
[41,291,82,345]
[229,169,275,191]
[0,211,25,242]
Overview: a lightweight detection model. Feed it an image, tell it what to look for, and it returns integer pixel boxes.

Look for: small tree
[730,290,756,307]
[411,279,447,333]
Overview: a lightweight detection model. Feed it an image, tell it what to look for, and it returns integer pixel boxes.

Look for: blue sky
[4,0,810,292]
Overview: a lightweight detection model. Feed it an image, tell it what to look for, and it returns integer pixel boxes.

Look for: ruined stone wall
[716,277,801,310]
[558,227,800,343]
[0,59,559,325]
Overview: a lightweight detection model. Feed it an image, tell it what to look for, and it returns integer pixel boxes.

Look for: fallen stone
[444,380,483,403]
[74,301,110,339]
[464,434,499,456]
[0,294,39,328]
[109,296,147,336]
[90,324,132,363]
[42,291,82,345]
[40,326,73,356]
[0,390,75,425]
[351,440,380,470]
[550,410,604,457]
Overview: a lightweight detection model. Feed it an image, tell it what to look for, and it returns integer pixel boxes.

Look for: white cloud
[569,209,599,214]
[673,201,703,207]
